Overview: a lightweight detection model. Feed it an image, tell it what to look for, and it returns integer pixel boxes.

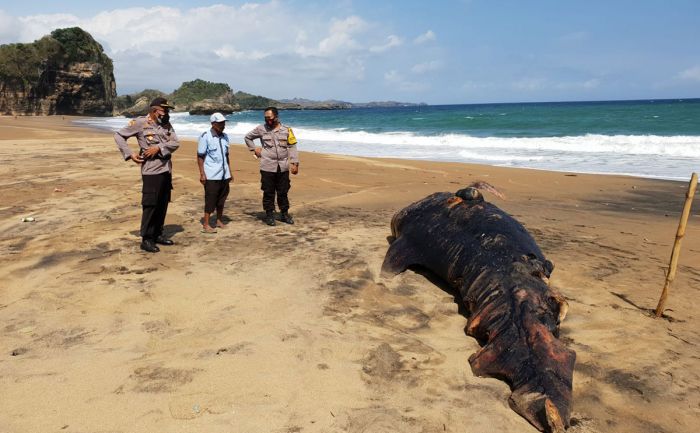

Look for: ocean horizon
[80,98,700,182]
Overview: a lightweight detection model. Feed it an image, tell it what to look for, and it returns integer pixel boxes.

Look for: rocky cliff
[0,27,116,116]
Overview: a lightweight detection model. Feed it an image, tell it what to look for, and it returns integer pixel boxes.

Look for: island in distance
[115,80,427,116]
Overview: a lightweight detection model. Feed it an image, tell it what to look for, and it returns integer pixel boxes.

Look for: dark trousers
[204,179,231,213]
[141,172,172,241]
[260,167,290,213]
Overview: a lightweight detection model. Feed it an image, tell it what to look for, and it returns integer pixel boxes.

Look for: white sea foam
[78,116,700,181]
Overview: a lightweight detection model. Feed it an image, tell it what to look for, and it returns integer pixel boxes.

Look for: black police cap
[150,97,174,109]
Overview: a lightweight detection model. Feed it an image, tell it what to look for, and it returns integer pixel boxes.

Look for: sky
[1,0,699,104]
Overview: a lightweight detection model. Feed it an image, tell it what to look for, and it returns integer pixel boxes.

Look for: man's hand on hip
[130,152,144,164]
[143,146,160,158]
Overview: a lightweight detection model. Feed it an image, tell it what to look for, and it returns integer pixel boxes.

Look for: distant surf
[80,98,700,181]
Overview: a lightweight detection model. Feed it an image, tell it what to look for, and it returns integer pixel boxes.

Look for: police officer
[114,97,180,252]
[244,107,300,226]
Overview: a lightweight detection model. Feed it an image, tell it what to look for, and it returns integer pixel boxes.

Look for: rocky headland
[0,27,116,116]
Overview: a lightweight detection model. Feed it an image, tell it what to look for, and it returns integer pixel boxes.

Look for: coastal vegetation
[170,79,233,107]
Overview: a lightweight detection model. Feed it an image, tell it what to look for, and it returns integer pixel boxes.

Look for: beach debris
[54,187,64,192]
[466,180,506,200]
[655,172,698,317]
[381,186,575,433]
[21,217,36,222]
[10,347,28,356]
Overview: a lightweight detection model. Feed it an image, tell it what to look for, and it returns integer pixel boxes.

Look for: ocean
[79,98,700,181]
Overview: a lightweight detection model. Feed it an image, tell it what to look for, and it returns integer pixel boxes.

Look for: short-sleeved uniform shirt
[244,123,300,173]
[198,128,232,180]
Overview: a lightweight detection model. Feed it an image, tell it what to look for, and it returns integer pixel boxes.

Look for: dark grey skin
[382,187,575,433]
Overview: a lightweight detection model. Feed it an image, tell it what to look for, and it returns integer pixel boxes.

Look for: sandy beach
[1,115,699,433]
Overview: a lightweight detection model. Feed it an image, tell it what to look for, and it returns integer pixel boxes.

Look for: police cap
[149,97,174,109]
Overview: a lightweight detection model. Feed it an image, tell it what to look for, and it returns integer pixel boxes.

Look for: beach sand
[1,115,698,433]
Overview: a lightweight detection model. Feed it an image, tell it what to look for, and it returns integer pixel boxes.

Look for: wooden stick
[655,172,698,317]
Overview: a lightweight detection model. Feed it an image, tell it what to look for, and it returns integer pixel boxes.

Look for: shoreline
[1,115,699,433]
[66,114,700,184]
[65,113,700,183]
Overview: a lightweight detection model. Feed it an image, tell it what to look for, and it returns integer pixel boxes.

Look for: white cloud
[214,45,268,61]
[294,15,368,57]
[679,66,700,81]
[414,30,435,44]
[384,70,429,92]
[0,10,22,43]
[411,60,442,74]
[369,34,402,53]
[319,16,367,54]
[2,4,407,96]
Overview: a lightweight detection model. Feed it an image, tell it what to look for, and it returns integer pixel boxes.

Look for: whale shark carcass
[382,185,575,433]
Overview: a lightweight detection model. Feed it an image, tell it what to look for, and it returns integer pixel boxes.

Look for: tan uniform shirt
[114,116,180,175]
[244,123,300,173]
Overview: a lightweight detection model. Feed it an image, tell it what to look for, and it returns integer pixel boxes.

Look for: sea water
[80,98,700,181]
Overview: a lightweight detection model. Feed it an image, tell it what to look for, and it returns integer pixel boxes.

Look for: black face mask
[157,113,170,125]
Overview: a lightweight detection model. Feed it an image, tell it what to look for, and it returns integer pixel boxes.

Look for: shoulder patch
[287,127,297,145]
[128,119,136,127]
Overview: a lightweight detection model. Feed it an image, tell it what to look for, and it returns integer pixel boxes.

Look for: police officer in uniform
[244,106,300,226]
[114,97,180,252]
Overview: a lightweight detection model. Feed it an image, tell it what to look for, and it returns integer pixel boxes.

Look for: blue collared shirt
[198,128,231,180]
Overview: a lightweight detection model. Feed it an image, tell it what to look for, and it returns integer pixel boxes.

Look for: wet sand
[1,115,699,433]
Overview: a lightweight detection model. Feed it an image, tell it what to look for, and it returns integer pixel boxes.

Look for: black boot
[155,235,174,245]
[280,211,294,225]
[264,211,276,226]
[140,239,160,253]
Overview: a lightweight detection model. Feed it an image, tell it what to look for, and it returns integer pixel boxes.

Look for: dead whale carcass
[381,186,575,433]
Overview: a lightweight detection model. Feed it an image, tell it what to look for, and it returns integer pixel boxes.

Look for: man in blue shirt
[197,112,233,233]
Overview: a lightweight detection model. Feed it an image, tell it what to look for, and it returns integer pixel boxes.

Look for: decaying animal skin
[381,186,575,433]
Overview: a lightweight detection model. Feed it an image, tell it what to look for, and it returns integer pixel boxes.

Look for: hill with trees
[0,27,116,115]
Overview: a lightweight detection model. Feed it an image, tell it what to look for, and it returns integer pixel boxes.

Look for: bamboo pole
[655,172,698,317]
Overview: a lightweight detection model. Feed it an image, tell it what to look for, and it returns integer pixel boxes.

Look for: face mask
[157,113,170,125]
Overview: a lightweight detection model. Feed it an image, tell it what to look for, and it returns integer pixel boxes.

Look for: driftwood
[655,172,698,317]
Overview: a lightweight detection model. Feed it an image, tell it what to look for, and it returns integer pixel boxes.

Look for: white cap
[210,112,226,123]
